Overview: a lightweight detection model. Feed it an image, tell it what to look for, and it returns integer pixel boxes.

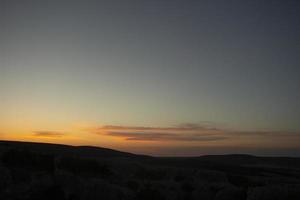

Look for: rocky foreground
[0,140,300,200]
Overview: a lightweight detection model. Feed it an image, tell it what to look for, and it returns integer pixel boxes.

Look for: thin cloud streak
[233,130,300,137]
[98,123,220,132]
[90,124,300,143]
[33,131,65,138]
[107,131,227,141]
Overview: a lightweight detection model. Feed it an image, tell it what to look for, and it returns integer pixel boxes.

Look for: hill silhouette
[0,140,300,200]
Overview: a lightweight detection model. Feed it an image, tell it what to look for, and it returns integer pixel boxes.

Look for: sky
[1,0,300,156]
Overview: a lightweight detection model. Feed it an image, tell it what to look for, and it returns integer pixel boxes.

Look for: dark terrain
[0,140,300,200]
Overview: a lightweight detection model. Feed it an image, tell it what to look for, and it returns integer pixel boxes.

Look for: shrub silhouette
[10,168,32,184]
[214,186,247,200]
[135,187,166,200]
[28,185,66,200]
[134,167,167,180]
[181,182,195,200]
[174,173,186,182]
[57,156,112,178]
[1,149,55,172]
[0,167,11,191]
[227,174,250,188]
[248,185,300,200]
[126,179,140,191]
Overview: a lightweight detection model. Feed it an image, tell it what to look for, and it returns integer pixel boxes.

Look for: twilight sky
[1,0,300,156]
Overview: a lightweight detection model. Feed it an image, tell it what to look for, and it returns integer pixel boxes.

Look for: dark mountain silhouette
[0,140,300,200]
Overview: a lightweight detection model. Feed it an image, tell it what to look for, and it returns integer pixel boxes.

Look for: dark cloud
[232,130,300,137]
[99,123,218,132]
[107,131,227,141]
[33,131,65,138]
[90,124,300,143]
[91,123,228,142]
[176,123,220,131]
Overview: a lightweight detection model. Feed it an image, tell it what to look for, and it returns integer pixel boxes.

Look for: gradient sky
[1,0,300,156]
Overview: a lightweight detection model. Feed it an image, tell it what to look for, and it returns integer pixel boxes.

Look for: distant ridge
[0,140,149,159]
[0,140,299,167]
